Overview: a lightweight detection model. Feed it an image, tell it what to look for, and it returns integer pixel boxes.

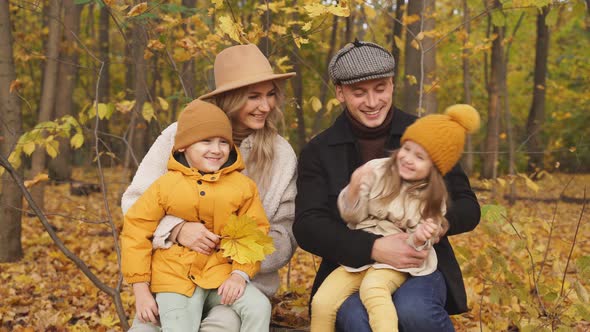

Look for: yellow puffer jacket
[121,148,269,296]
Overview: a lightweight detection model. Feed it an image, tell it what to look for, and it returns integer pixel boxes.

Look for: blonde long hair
[207,81,285,191]
[375,149,449,228]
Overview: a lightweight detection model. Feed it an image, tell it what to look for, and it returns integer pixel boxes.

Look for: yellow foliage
[406,74,418,85]
[157,97,169,111]
[309,96,322,113]
[326,98,340,114]
[219,214,275,264]
[147,39,165,51]
[270,24,287,35]
[218,16,245,43]
[274,56,294,73]
[24,173,49,188]
[403,14,421,25]
[141,103,154,122]
[305,3,349,18]
[293,34,309,48]
[127,2,148,17]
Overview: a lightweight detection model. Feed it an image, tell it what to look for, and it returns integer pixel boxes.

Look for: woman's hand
[177,222,220,255]
[218,274,246,305]
[132,282,159,324]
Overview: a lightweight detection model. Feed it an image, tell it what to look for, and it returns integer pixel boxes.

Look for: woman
[121,44,298,332]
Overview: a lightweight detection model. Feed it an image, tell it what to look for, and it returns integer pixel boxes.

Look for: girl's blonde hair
[208,81,285,190]
[374,149,449,229]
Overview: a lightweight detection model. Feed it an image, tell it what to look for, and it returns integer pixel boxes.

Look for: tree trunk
[30,0,62,210]
[503,12,524,203]
[288,1,306,150]
[526,7,550,175]
[403,0,437,114]
[258,0,272,57]
[98,6,110,103]
[343,14,354,46]
[127,19,149,172]
[49,0,81,182]
[181,0,196,99]
[311,16,338,137]
[92,5,112,167]
[461,0,474,174]
[0,0,24,262]
[482,2,504,179]
[391,0,405,93]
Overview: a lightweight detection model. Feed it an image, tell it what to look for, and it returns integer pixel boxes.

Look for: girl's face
[397,140,433,181]
[179,137,230,173]
[234,81,277,131]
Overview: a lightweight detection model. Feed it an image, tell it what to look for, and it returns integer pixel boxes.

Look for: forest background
[0,0,589,330]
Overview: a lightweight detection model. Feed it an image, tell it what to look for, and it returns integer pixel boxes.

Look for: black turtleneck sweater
[345,107,395,164]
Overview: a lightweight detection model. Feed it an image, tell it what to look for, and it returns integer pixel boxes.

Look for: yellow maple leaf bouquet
[219,214,276,264]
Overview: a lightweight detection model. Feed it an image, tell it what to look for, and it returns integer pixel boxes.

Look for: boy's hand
[133,283,159,323]
[218,274,246,305]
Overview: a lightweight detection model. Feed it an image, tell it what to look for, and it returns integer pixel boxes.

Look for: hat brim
[198,72,296,100]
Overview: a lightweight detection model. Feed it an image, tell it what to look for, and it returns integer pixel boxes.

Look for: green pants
[156,284,270,332]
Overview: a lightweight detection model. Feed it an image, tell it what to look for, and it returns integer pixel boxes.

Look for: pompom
[445,104,480,134]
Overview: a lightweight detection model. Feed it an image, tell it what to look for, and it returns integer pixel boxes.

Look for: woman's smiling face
[234,81,277,131]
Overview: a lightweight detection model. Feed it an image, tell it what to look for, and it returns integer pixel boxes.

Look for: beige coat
[337,158,443,276]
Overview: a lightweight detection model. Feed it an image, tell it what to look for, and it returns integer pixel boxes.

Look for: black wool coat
[293,107,481,315]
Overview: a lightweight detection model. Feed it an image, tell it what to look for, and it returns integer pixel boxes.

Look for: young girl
[122,100,271,331]
[311,104,480,332]
[122,44,297,332]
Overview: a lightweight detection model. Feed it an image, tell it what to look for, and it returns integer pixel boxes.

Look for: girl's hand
[133,283,159,323]
[413,219,440,246]
[350,163,377,190]
[343,163,376,206]
[218,274,246,305]
[177,222,220,255]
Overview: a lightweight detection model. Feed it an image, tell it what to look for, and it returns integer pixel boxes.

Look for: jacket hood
[166,145,245,178]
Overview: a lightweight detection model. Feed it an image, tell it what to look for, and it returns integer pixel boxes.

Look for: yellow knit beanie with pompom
[401,104,480,175]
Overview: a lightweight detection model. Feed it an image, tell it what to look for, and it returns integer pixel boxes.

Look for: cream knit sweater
[121,122,298,297]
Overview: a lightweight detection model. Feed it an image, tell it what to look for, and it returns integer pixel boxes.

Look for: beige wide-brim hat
[198,44,296,100]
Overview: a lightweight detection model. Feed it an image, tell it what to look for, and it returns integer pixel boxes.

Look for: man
[293,40,481,331]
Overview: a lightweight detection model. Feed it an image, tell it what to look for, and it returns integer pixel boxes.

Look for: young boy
[121,100,271,331]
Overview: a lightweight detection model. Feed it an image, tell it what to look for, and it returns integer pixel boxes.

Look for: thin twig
[537,177,574,282]
[92,57,129,330]
[502,213,547,314]
[560,187,586,297]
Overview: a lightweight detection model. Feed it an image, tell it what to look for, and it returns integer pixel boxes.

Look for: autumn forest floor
[1,169,589,331]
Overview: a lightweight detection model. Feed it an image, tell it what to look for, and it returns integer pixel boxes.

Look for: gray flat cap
[328,40,395,85]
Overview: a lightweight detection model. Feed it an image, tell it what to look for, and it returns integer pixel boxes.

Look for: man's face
[335,77,394,128]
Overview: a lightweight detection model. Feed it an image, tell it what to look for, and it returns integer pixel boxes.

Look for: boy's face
[335,77,394,128]
[179,137,230,173]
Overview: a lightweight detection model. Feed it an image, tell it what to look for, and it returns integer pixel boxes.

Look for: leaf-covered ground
[1,169,589,331]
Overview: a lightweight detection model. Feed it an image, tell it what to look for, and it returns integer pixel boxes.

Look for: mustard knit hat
[401,104,480,175]
[173,100,233,151]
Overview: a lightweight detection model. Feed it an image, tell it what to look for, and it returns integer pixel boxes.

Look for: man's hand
[371,233,429,269]
[132,282,159,324]
[177,222,220,255]
[218,274,246,305]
